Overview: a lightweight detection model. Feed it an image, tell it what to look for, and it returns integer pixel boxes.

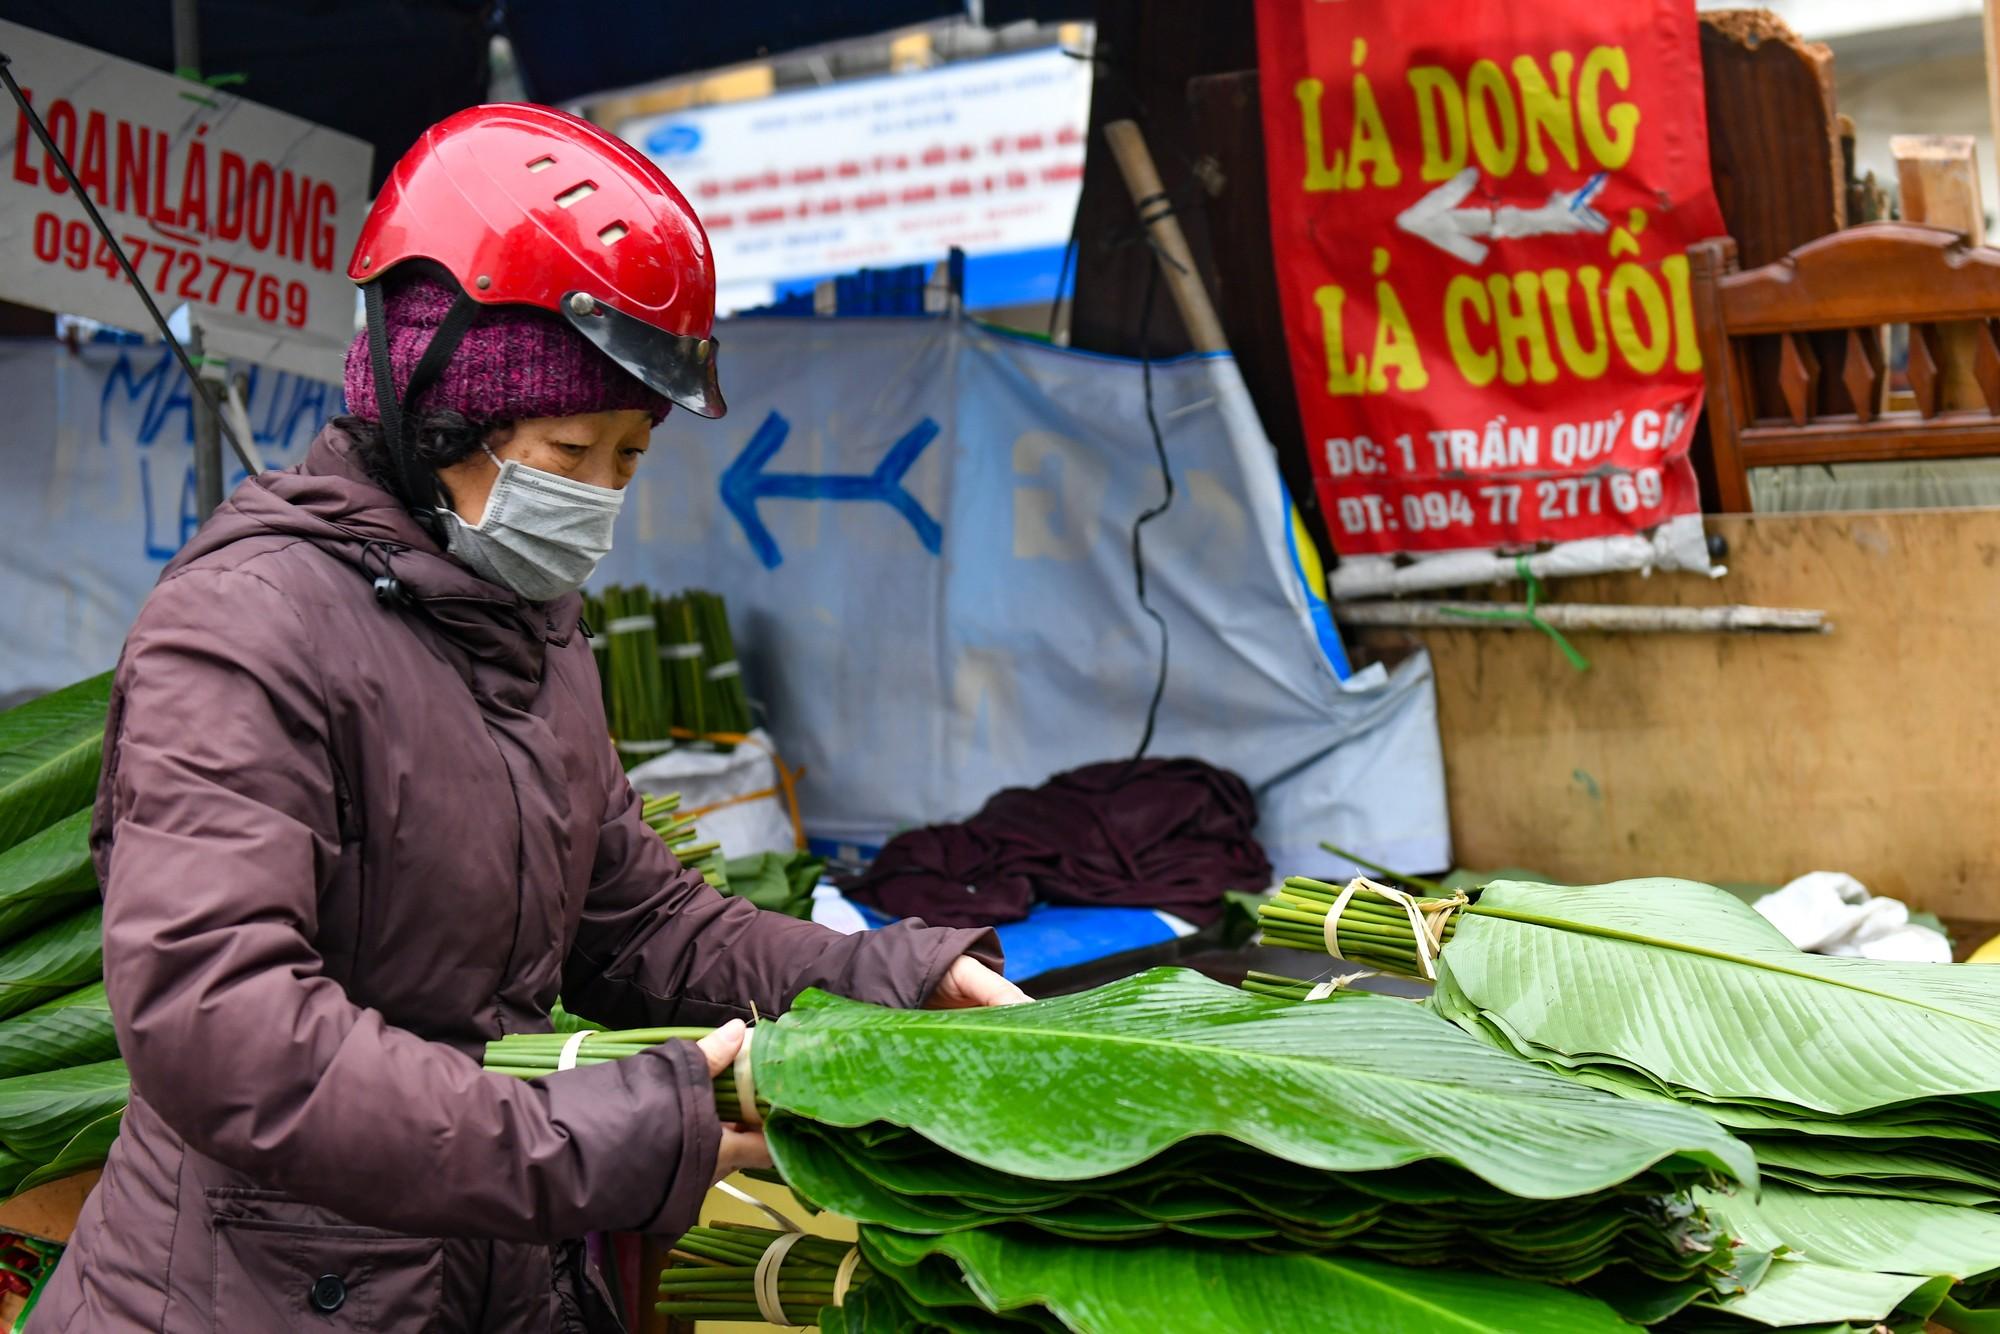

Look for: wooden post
[1894,134,1986,411]
[1985,0,2000,212]
[1689,238,1755,514]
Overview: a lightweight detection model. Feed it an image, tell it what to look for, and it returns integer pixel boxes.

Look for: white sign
[0,21,370,374]
[621,47,1090,312]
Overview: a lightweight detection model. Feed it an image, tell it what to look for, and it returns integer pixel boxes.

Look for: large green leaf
[1695,1257,1950,1327]
[1435,879,2000,1115]
[0,905,105,1021]
[0,808,96,941]
[0,1058,127,1164]
[11,1105,120,1196]
[755,969,1755,1197]
[0,674,110,856]
[1701,1184,2000,1283]
[861,1225,1635,1333]
[1747,1138,2000,1196]
[721,851,825,919]
[0,982,117,1079]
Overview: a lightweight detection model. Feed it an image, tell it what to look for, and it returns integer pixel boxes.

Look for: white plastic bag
[625,728,800,860]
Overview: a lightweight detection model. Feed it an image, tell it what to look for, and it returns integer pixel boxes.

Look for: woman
[36,105,1022,1332]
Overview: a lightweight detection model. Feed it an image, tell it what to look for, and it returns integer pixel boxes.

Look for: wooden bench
[1690,223,2000,512]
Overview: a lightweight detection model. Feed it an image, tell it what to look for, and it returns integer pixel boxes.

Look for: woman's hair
[333,411,514,495]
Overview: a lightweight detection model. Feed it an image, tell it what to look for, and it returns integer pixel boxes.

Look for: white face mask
[440,446,625,602]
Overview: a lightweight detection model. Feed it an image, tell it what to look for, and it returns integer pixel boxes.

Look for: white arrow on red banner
[1395,167,1610,265]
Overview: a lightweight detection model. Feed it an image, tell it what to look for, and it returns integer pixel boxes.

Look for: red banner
[1256,0,1723,558]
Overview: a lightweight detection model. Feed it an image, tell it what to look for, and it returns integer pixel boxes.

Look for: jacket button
[308,1274,347,1313]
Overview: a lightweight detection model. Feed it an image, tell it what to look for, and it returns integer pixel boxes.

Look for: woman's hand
[695,1020,771,1182]
[924,955,1031,1009]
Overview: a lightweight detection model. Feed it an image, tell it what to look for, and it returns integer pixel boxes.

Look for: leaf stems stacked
[483,1028,749,1122]
[586,585,673,766]
[639,792,729,892]
[1257,876,1462,977]
[656,1224,865,1322]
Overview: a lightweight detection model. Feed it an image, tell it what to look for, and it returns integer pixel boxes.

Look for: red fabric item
[845,759,1271,928]
[35,422,997,1333]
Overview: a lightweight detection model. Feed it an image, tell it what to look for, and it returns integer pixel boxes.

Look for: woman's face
[438,408,654,525]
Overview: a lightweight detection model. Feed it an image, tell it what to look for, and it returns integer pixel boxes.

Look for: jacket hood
[169,423,581,677]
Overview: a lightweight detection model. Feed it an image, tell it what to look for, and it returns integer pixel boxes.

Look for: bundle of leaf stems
[483,1030,746,1122]
[656,1224,865,1321]
[1239,970,1322,1002]
[639,792,729,891]
[589,585,673,763]
[1257,876,1463,976]
[656,591,709,740]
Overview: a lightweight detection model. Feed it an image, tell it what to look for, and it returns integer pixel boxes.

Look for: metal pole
[171,0,226,519]
[171,0,200,75]
[1333,601,1831,635]
[189,326,225,516]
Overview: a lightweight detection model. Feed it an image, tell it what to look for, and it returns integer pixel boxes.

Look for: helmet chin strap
[362,277,484,542]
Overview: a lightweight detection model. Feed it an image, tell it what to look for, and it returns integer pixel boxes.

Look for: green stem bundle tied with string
[483,1029,747,1121]
[1257,875,1466,979]
[657,1223,868,1324]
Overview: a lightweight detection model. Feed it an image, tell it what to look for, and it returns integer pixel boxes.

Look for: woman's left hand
[925,955,1031,1009]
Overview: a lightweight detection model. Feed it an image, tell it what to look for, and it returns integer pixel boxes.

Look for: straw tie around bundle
[1258,876,1469,980]
[1320,877,1465,980]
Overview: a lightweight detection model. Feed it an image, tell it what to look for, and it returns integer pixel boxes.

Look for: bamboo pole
[1333,602,1830,634]
[1102,119,1230,354]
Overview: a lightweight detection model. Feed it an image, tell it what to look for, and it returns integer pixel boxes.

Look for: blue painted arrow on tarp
[720,410,944,570]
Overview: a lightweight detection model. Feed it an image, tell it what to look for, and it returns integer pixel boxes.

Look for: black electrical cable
[1046,216,1078,342]
[1130,261,1175,762]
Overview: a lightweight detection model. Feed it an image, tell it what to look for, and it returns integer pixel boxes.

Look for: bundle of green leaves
[0,675,120,1204]
[720,850,825,920]
[825,1227,1645,1333]
[753,969,1757,1328]
[1259,874,2000,1330]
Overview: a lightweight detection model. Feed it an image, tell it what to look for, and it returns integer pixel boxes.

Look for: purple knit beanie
[343,273,672,425]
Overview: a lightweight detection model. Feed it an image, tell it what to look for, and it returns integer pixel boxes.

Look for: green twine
[174,69,247,109]
[1440,555,1590,672]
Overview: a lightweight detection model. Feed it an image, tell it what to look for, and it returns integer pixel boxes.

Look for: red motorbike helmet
[349,102,725,435]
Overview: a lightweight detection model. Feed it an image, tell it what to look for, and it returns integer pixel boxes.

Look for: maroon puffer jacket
[33,425,996,1332]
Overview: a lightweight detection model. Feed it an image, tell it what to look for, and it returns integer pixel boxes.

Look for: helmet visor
[559,290,727,419]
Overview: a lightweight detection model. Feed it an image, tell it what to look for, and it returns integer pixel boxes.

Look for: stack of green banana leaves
[656,1221,1655,1334]
[515,968,1757,1330]
[1259,873,2000,1332]
[638,792,729,893]
[0,675,127,1205]
[655,588,753,740]
[584,584,675,768]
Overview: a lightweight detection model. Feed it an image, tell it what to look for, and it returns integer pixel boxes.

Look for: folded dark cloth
[844,758,1271,928]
